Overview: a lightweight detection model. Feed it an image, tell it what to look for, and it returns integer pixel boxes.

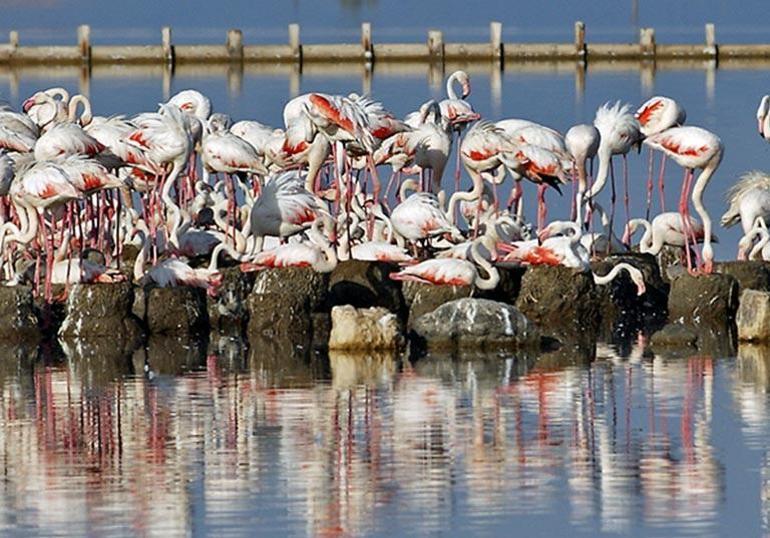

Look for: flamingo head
[631,272,647,296]
[207,272,224,298]
[22,93,43,112]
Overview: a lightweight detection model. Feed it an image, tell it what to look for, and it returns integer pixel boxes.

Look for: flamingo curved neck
[585,145,611,202]
[68,94,92,126]
[470,239,499,290]
[308,220,337,272]
[593,262,637,287]
[133,232,149,282]
[690,155,722,264]
[446,72,460,100]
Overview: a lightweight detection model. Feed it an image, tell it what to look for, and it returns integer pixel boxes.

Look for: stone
[737,289,770,342]
[246,292,312,345]
[411,298,540,352]
[649,321,735,357]
[714,261,770,293]
[328,305,404,351]
[402,280,472,326]
[59,281,143,342]
[134,285,209,335]
[328,260,405,315]
[251,267,328,312]
[591,253,669,340]
[668,273,739,325]
[515,265,599,342]
[207,266,255,334]
[0,285,40,341]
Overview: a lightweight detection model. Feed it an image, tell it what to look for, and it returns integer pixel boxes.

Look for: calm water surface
[0,339,767,536]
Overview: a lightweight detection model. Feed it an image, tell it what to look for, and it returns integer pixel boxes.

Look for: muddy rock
[0,285,40,341]
[311,312,331,349]
[59,281,143,342]
[328,260,405,315]
[402,281,472,326]
[246,292,312,345]
[736,289,770,342]
[515,265,599,342]
[411,298,540,352]
[714,261,770,293]
[591,253,669,339]
[668,273,739,325]
[207,266,255,334]
[329,305,404,351]
[251,267,328,312]
[133,285,209,335]
[650,323,699,348]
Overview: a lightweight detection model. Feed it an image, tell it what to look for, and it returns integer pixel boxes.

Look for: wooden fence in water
[3,21,770,67]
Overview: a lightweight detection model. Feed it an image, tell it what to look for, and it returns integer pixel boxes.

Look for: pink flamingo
[390,239,499,289]
[643,126,723,273]
[635,96,686,217]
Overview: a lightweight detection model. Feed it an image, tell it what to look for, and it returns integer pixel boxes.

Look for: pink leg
[658,154,667,213]
[645,148,654,221]
[623,154,630,231]
[454,133,462,196]
[678,168,695,274]
[537,184,547,232]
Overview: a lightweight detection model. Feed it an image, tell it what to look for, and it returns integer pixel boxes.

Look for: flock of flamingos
[1,70,770,302]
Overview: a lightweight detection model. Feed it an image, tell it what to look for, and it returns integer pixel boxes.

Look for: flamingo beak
[22,97,36,112]
[759,118,765,137]
[636,281,647,296]
[461,81,471,99]
[537,229,550,243]
[496,242,517,253]
[621,229,631,245]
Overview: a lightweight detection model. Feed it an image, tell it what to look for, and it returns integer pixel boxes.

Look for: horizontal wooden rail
[2,21,768,67]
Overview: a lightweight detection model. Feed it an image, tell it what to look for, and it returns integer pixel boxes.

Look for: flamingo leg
[606,158,616,255]
[645,148,654,221]
[678,168,695,274]
[622,154,630,231]
[658,154,667,213]
[537,184,548,232]
[454,132,462,196]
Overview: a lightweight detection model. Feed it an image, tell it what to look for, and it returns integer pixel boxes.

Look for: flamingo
[391,189,458,248]
[0,106,39,152]
[22,87,69,130]
[133,229,222,297]
[33,96,104,161]
[635,96,687,216]
[437,70,480,193]
[389,238,499,289]
[737,217,770,260]
[757,95,770,141]
[565,124,600,224]
[246,170,326,254]
[644,126,723,273]
[403,101,451,194]
[623,212,712,255]
[721,170,770,234]
[584,102,643,234]
[500,220,646,294]
[239,218,337,273]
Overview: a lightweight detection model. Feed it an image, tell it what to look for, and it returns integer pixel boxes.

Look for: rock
[668,273,738,325]
[714,261,770,293]
[311,312,331,349]
[246,292,312,345]
[402,281,472,326]
[207,266,255,334]
[411,298,540,352]
[0,286,40,341]
[515,265,599,342]
[328,260,405,315]
[650,323,699,348]
[591,253,669,340]
[133,285,209,335]
[329,305,404,351]
[251,267,328,312]
[59,281,143,343]
[737,289,770,342]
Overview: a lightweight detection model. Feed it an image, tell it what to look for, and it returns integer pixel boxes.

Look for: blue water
[0,342,768,537]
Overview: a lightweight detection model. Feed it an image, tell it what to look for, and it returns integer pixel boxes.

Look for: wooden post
[161,26,174,66]
[427,29,444,60]
[289,23,301,62]
[77,24,91,66]
[227,29,244,61]
[490,21,503,64]
[640,27,655,56]
[574,21,586,58]
[8,31,18,49]
[361,22,372,61]
[705,23,717,57]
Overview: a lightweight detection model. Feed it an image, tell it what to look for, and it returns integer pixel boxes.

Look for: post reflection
[0,341,749,535]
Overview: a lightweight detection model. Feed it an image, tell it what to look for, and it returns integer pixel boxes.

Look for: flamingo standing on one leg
[635,96,686,217]
[643,126,723,273]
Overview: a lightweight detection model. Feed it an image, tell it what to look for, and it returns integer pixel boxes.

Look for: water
[0,339,768,536]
